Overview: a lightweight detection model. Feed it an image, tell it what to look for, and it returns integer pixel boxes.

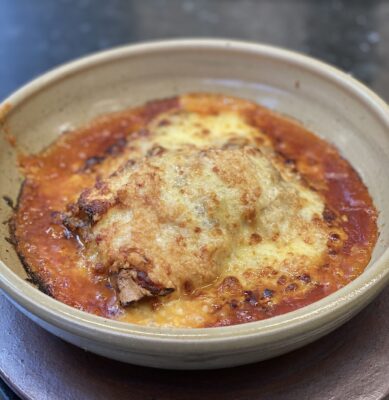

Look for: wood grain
[0,289,388,400]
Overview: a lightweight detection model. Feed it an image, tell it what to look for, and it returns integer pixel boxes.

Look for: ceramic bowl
[0,39,388,370]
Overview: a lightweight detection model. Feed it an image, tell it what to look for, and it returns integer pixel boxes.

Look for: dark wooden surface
[1,287,388,400]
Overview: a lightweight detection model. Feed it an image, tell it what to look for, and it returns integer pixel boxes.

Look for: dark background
[0,0,388,102]
[0,0,388,398]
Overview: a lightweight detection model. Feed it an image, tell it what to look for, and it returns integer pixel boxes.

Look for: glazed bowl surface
[0,39,388,369]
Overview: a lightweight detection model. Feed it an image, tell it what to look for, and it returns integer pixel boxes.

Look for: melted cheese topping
[151,111,327,274]
[12,93,378,328]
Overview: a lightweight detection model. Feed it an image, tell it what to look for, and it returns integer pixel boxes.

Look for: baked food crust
[11,93,378,327]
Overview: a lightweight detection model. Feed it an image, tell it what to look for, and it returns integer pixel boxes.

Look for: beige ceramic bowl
[0,39,388,370]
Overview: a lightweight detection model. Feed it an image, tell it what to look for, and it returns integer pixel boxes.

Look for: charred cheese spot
[12,93,378,328]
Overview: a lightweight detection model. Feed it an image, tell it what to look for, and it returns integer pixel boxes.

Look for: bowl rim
[1,38,389,344]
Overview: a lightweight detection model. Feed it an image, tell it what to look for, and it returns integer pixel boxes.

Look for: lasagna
[10,93,378,327]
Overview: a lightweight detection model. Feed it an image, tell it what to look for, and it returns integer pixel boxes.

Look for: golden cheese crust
[66,145,329,306]
[11,93,378,327]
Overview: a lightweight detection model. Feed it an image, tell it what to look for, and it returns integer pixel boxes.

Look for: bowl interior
[0,41,388,314]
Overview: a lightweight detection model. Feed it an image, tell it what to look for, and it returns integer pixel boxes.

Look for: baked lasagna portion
[11,93,378,327]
